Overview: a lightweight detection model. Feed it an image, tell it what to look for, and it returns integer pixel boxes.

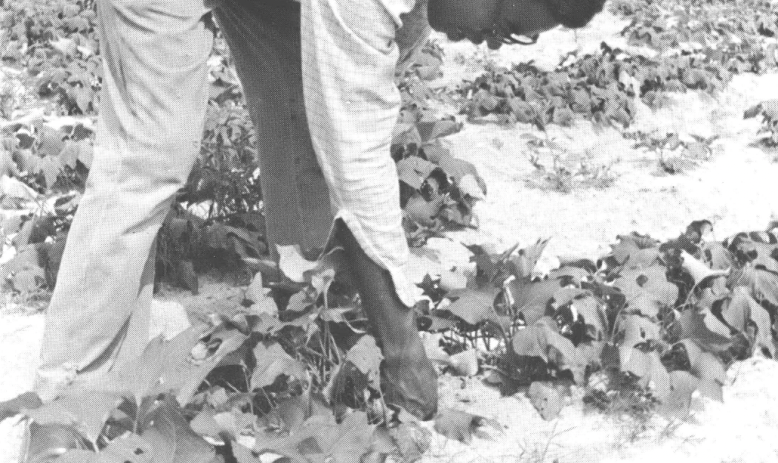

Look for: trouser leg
[34,0,213,401]
[216,0,436,418]
[212,0,332,263]
[300,0,437,418]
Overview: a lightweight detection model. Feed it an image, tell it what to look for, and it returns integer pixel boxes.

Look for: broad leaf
[657,371,699,420]
[93,325,206,403]
[277,244,318,283]
[620,348,670,400]
[448,349,479,376]
[444,287,501,326]
[24,391,123,443]
[570,294,609,341]
[512,317,586,381]
[508,238,550,279]
[527,381,564,421]
[59,434,154,463]
[619,314,661,348]
[312,411,377,463]
[433,408,500,444]
[251,341,307,390]
[729,267,778,308]
[141,398,215,463]
[701,242,733,271]
[605,233,660,268]
[612,265,678,312]
[507,278,564,326]
[679,306,733,353]
[719,287,774,356]
[345,335,384,386]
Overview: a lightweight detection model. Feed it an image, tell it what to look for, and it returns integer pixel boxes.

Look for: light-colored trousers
[35,0,429,400]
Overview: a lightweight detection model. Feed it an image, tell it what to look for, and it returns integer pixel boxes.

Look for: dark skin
[345,0,608,421]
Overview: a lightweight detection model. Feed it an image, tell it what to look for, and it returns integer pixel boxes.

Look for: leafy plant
[416,222,778,421]
[394,42,488,245]
[1,246,439,462]
[455,40,736,134]
[1,0,101,115]
[522,133,617,192]
[744,99,778,149]
[615,0,778,75]
[627,131,720,174]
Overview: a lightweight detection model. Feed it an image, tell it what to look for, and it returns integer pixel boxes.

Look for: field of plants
[1,0,778,462]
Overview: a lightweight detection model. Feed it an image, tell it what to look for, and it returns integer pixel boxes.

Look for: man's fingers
[446,29,466,41]
[486,36,503,50]
[465,30,485,45]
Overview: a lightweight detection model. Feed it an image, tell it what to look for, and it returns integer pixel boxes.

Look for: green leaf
[696,378,723,402]
[251,341,307,390]
[570,294,609,342]
[140,397,215,463]
[62,434,153,463]
[38,155,62,189]
[416,120,462,143]
[506,278,563,326]
[620,348,670,400]
[56,450,98,463]
[619,314,661,347]
[345,335,384,386]
[396,156,435,190]
[38,126,66,158]
[171,325,249,406]
[433,408,500,444]
[433,153,484,187]
[404,192,444,227]
[512,317,586,381]
[729,267,778,308]
[508,238,550,280]
[95,327,203,403]
[390,421,431,461]
[719,288,773,356]
[391,123,422,147]
[313,411,377,463]
[24,391,123,443]
[552,107,575,126]
[657,371,699,420]
[679,305,733,353]
[444,287,501,326]
[605,233,660,268]
[612,265,678,313]
[11,265,46,293]
[701,241,733,270]
[527,381,565,421]
[74,86,94,113]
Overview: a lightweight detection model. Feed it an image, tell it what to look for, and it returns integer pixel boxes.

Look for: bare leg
[336,221,438,419]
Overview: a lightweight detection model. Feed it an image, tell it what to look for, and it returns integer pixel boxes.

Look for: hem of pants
[322,210,417,308]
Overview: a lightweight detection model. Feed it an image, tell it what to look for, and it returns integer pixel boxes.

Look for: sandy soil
[3,9,778,463]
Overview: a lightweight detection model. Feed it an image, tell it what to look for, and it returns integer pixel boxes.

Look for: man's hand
[427,0,502,45]
[428,0,606,49]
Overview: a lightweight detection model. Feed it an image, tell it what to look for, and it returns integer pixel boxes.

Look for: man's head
[428,0,607,47]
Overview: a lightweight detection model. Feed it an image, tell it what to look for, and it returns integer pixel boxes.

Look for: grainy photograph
[1,0,777,461]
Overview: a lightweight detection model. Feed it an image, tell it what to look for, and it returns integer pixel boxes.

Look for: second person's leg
[300,0,438,419]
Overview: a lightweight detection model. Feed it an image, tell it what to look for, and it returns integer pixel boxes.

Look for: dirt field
[3,9,778,463]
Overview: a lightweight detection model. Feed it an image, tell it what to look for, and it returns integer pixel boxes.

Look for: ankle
[381,331,425,363]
